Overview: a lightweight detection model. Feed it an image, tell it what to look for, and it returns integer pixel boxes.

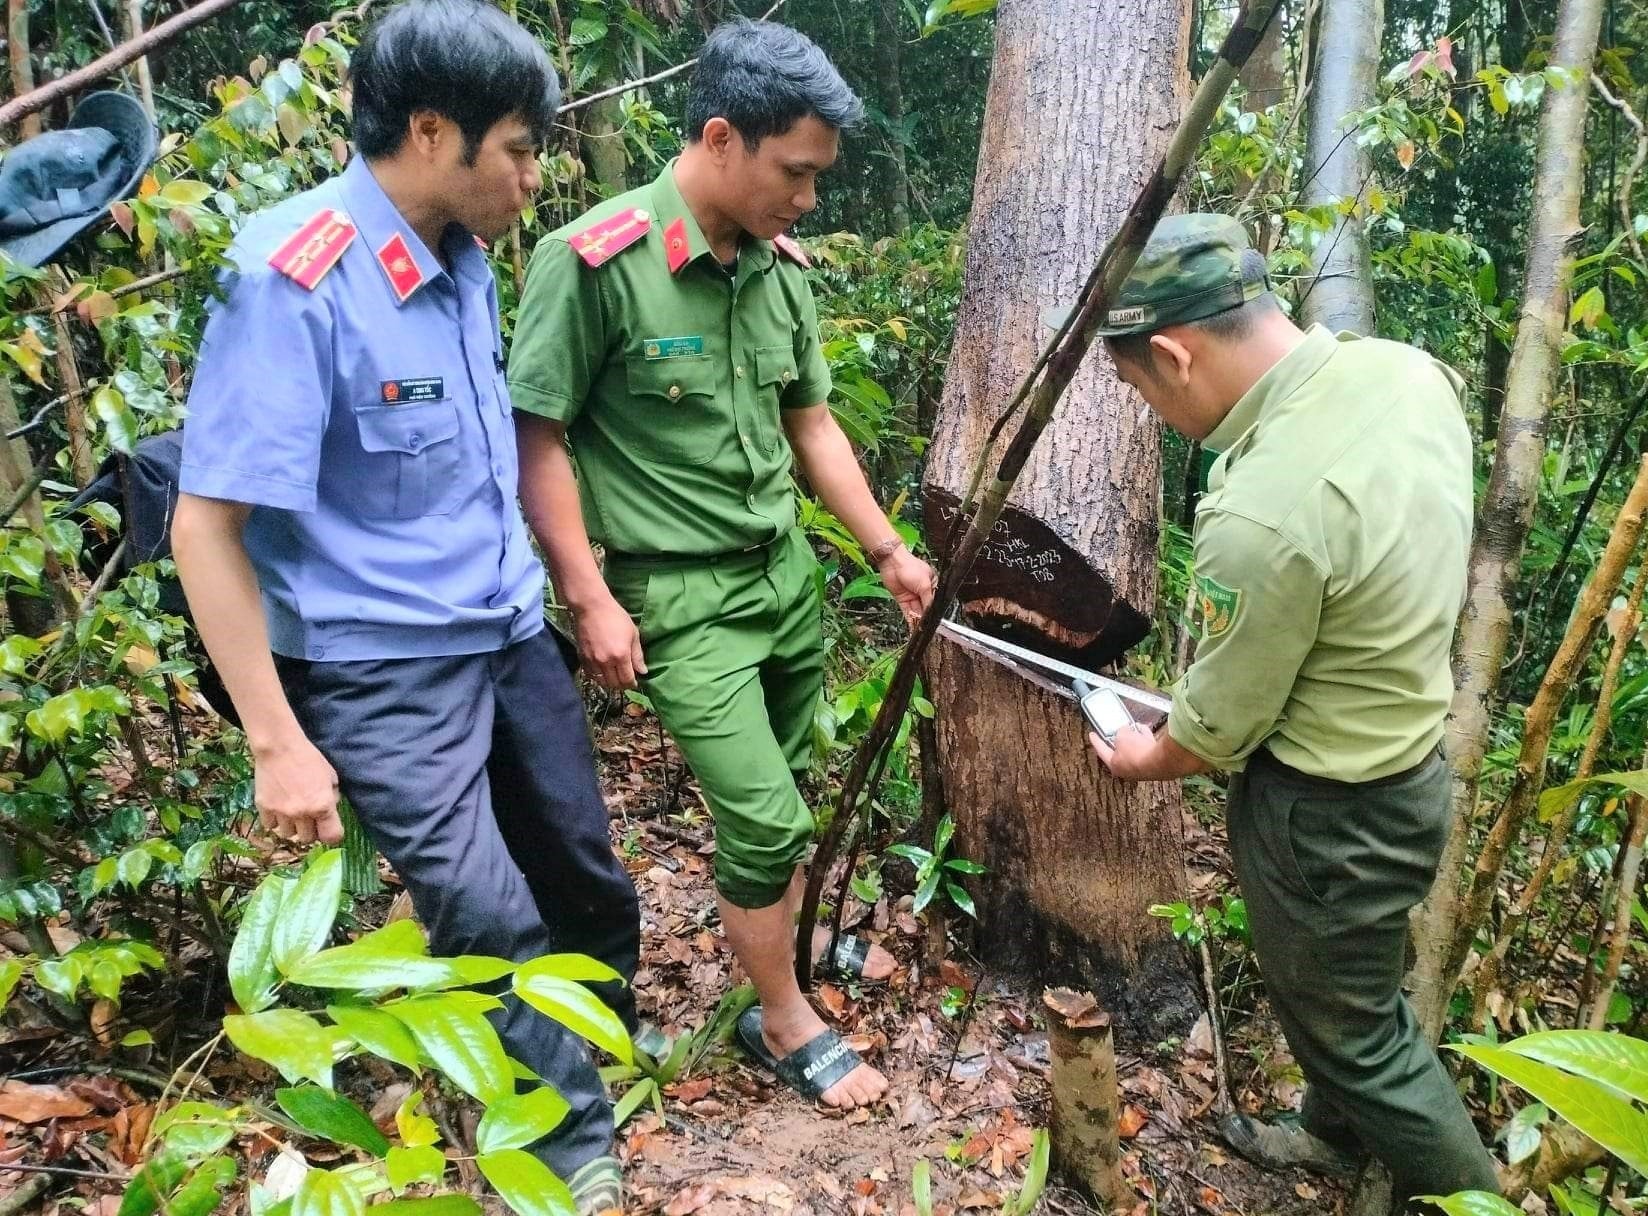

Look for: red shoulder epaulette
[773,232,810,268]
[268,209,356,290]
[569,207,652,268]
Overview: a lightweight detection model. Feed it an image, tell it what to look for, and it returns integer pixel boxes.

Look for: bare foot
[811,926,896,981]
[761,1003,888,1109]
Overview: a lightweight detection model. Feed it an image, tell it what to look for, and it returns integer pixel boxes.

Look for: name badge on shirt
[381,377,444,405]
[641,336,705,361]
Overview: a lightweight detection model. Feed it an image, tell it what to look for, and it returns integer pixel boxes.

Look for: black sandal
[735,1006,864,1102]
[816,931,886,984]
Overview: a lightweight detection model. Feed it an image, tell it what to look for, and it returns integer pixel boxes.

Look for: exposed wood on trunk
[1237,0,1288,111]
[6,0,41,139]
[1298,0,1382,334]
[919,0,1197,1037]
[1499,1123,1605,1200]
[1446,455,1648,981]
[0,0,245,131]
[1406,0,1606,1040]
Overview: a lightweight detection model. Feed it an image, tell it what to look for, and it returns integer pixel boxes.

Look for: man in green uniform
[508,19,934,1111]
[1087,215,1500,1205]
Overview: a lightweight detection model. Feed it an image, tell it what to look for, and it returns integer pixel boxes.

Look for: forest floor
[0,697,1378,1216]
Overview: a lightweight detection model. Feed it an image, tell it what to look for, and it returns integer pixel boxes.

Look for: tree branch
[1592,73,1647,264]
[0,0,245,131]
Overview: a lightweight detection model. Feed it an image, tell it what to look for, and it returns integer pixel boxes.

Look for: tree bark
[919,0,1197,1041]
[6,0,41,139]
[1238,0,1288,111]
[580,96,630,195]
[1298,0,1382,334]
[1406,0,1606,1042]
[871,0,912,233]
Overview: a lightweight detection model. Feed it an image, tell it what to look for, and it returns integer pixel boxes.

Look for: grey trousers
[277,628,640,1178]
[1228,746,1501,1206]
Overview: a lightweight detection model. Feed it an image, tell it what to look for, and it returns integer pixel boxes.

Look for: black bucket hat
[0,92,159,269]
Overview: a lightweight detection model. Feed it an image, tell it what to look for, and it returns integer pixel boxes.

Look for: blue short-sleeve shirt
[182,157,544,661]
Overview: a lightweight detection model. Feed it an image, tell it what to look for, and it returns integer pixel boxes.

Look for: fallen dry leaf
[1117,1104,1149,1138]
[664,1182,716,1216]
[1295,1182,1319,1200]
[0,1082,94,1123]
[666,1077,712,1104]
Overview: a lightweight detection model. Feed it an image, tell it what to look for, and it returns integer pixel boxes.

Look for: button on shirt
[507,162,832,557]
[1167,325,1474,782]
[181,156,543,661]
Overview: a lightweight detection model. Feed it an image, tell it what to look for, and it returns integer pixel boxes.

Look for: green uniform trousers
[605,528,822,909]
[1228,747,1500,1204]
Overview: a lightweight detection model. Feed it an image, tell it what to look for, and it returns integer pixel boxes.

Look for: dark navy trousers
[277,628,640,1177]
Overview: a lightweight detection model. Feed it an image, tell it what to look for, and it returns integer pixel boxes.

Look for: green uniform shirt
[1168,325,1473,783]
[507,162,833,556]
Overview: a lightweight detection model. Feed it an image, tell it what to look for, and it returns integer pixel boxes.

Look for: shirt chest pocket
[752,344,797,454]
[622,354,722,467]
[350,400,463,519]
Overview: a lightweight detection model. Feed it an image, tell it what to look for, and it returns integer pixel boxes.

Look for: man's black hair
[684,18,863,147]
[351,0,560,163]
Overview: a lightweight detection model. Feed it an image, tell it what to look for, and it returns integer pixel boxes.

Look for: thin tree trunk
[1407,0,1606,1040]
[920,0,1198,1041]
[123,0,157,118]
[1238,0,1288,111]
[871,0,912,233]
[580,96,630,195]
[1587,781,1647,1029]
[49,272,96,488]
[1470,556,1647,1023]
[6,0,41,139]
[1298,0,1382,334]
[1446,456,1648,983]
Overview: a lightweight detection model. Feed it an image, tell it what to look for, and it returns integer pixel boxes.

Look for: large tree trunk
[1238,0,1289,112]
[920,0,1198,1042]
[1298,0,1382,334]
[1406,0,1605,1042]
[871,0,912,233]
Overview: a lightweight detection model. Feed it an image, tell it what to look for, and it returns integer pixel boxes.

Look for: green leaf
[613,1078,655,1129]
[513,972,632,1065]
[328,1004,424,1072]
[385,1145,447,1193]
[231,871,293,1013]
[912,1159,932,1216]
[1570,285,1607,329]
[155,180,213,207]
[568,16,607,45]
[1413,1194,1523,1216]
[376,1199,478,1216]
[224,1009,336,1087]
[885,844,932,867]
[116,846,155,889]
[944,859,987,875]
[385,996,513,1103]
[272,850,344,975]
[35,957,83,1001]
[913,865,942,914]
[1009,1129,1050,1216]
[0,960,22,1010]
[475,1150,577,1216]
[1454,1043,1648,1176]
[152,1102,238,1158]
[92,384,139,456]
[440,955,518,986]
[119,1152,191,1216]
[475,1087,571,1153]
[276,1086,389,1158]
[292,1169,365,1216]
[945,881,978,919]
[1502,1030,1648,1104]
[515,954,624,987]
[169,1158,238,1216]
[1499,1101,1546,1164]
[121,1028,155,1047]
[287,943,459,991]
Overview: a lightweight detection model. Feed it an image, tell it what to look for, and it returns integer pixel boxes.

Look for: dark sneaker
[567,1155,623,1216]
[1218,1112,1360,1178]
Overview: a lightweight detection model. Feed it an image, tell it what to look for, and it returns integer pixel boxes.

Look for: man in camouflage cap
[1087,214,1500,1203]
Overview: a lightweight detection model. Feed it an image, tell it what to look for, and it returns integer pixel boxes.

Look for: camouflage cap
[1093,213,1270,338]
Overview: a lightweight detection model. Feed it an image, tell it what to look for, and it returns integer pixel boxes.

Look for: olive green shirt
[507,162,832,556]
[1168,325,1473,783]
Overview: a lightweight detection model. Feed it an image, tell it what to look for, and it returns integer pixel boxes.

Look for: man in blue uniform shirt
[172,3,637,1209]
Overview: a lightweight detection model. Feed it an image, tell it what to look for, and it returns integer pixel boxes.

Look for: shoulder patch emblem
[772,232,810,268]
[570,207,652,268]
[268,209,356,290]
[1195,574,1242,641]
[664,217,690,274]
